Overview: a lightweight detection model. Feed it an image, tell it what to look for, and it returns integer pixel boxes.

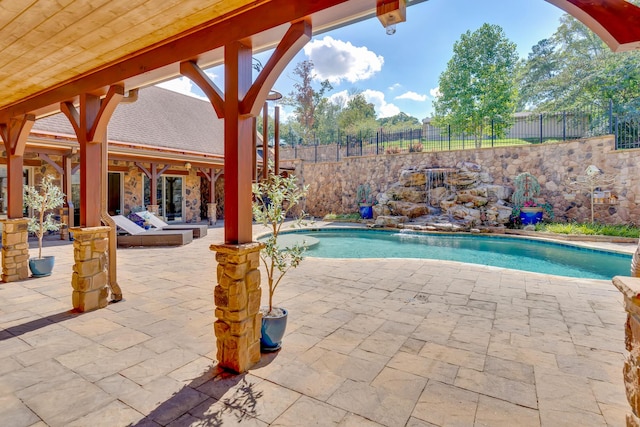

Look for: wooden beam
[0,115,35,218]
[241,19,311,116]
[262,102,268,181]
[223,40,254,244]
[0,0,349,121]
[274,105,280,176]
[61,86,124,226]
[180,61,225,118]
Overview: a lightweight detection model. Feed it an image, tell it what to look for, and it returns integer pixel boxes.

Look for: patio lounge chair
[111,215,193,247]
[139,211,208,238]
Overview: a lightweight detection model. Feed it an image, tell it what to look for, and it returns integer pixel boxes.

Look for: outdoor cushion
[139,211,208,238]
[111,215,193,247]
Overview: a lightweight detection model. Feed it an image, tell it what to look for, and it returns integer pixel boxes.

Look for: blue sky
[159,0,566,121]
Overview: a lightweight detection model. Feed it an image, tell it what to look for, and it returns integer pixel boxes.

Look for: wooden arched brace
[0,115,35,218]
[61,86,124,227]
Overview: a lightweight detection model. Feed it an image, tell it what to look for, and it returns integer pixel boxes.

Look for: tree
[378,112,421,130]
[337,92,377,136]
[281,60,332,144]
[433,23,518,147]
[517,13,640,113]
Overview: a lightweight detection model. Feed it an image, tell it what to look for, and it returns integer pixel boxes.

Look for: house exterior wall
[284,135,640,225]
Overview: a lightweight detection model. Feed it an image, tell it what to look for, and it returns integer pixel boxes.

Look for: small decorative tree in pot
[511,172,553,226]
[24,175,65,277]
[252,170,308,352]
[356,183,375,219]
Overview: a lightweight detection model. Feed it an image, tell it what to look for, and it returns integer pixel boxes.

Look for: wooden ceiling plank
[0,0,351,120]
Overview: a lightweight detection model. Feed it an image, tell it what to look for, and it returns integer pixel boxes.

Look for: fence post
[376,131,379,155]
[491,119,494,147]
[314,140,318,163]
[359,130,363,156]
[539,113,543,144]
[337,139,340,162]
[609,99,613,135]
[615,116,619,150]
[563,111,566,141]
[448,125,451,151]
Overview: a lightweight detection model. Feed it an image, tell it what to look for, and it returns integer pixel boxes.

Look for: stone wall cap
[70,226,112,233]
[210,242,264,254]
[613,276,640,305]
[0,218,30,224]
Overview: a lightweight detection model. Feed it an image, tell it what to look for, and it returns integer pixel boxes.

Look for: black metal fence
[280,103,640,163]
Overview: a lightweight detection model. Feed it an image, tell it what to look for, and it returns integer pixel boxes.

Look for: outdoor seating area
[140,211,208,238]
[111,215,193,247]
[0,223,630,426]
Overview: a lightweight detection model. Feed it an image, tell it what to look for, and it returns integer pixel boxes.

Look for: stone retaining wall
[284,136,640,225]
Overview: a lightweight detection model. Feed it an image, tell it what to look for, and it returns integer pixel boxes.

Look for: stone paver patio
[0,223,632,426]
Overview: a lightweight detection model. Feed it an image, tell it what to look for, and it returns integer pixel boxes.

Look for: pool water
[284,229,632,280]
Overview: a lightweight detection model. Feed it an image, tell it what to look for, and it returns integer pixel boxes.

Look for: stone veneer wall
[284,136,640,225]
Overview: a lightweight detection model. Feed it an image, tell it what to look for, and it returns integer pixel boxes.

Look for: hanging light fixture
[377,0,406,35]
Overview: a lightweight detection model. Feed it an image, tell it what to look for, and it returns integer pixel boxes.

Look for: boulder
[387,186,427,204]
[427,187,448,206]
[373,204,391,217]
[399,169,426,187]
[480,184,512,201]
[388,201,430,218]
[375,215,408,227]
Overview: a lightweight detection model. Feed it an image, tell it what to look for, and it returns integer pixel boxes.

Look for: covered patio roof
[1,0,639,123]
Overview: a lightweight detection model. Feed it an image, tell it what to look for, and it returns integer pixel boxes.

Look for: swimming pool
[277,228,632,280]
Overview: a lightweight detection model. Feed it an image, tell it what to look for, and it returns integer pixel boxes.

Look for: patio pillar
[70,226,110,312]
[182,20,310,373]
[211,242,263,373]
[0,219,30,282]
[0,115,34,282]
[613,276,640,426]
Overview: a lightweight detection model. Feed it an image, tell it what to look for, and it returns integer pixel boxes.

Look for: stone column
[613,276,640,427]
[0,218,30,282]
[211,242,263,373]
[208,203,217,225]
[70,226,110,312]
[146,204,159,216]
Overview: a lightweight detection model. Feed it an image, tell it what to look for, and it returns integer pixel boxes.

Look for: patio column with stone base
[211,242,263,373]
[208,203,217,225]
[613,276,640,426]
[146,204,159,216]
[1,218,30,282]
[71,226,110,312]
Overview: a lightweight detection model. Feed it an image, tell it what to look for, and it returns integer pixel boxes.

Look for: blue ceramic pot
[520,207,543,225]
[29,256,55,277]
[260,307,288,352]
[359,204,373,219]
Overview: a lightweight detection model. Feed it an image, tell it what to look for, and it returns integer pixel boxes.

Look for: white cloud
[327,89,399,118]
[304,36,383,84]
[430,87,442,98]
[388,83,401,91]
[156,77,208,101]
[395,91,427,102]
[362,89,400,118]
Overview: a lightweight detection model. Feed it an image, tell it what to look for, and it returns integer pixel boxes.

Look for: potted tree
[357,183,375,219]
[511,172,553,225]
[252,170,309,352]
[24,175,65,277]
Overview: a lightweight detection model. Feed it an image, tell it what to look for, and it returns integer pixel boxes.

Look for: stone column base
[208,203,217,225]
[146,204,159,216]
[614,276,640,426]
[70,226,110,312]
[0,219,30,282]
[211,241,263,373]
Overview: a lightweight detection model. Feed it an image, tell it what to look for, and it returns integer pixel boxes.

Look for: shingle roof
[32,86,224,155]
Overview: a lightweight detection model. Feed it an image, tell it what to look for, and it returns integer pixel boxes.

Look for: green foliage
[338,93,377,134]
[517,14,640,113]
[24,175,65,259]
[356,183,374,205]
[322,212,361,221]
[433,23,518,146]
[252,170,309,314]
[535,222,640,238]
[511,172,541,207]
[378,112,421,130]
[281,60,333,144]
